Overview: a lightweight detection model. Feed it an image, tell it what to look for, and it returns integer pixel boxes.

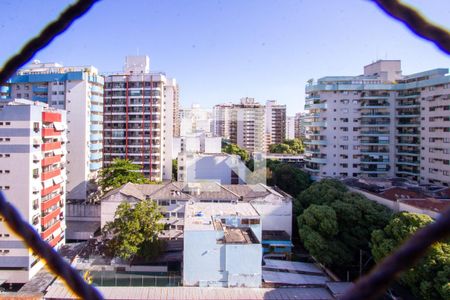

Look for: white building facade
[265,100,286,145]
[8,61,103,201]
[304,60,450,186]
[183,202,262,287]
[0,100,66,283]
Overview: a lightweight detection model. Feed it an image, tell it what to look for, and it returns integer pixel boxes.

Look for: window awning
[33,137,42,145]
[53,149,63,155]
[42,179,53,189]
[53,176,64,185]
[53,122,65,131]
[33,152,42,161]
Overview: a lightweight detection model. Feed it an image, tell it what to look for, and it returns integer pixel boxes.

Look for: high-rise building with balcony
[294,112,307,139]
[103,56,174,181]
[7,61,103,201]
[213,102,233,139]
[304,60,450,186]
[286,116,296,140]
[265,100,286,145]
[214,98,266,153]
[0,99,66,283]
[230,98,266,153]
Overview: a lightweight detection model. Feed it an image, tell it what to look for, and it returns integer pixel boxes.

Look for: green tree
[102,199,164,261]
[271,163,311,197]
[371,212,450,300]
[99,159,152,192]
[172,159,178,180]
[269,138,304,154]
[295,179,347,214]
[223,143,250,162]
[296,179,391,269]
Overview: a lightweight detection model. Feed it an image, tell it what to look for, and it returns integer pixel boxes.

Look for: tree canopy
[371,212,450,300]
[296,179,391,269]
[223,143,250,162]
[269,139,304,154]
[99,159,152,191]
[102,199,164,261]
[271,163,311,197]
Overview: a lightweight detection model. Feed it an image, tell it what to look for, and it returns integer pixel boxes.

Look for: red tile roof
[379,187,426,202]
[399,198,450,213]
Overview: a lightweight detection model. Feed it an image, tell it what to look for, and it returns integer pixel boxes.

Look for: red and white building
[0,99,66,283]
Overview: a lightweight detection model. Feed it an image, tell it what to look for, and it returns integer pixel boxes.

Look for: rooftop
[102,182,292,203]
[184,202,259,231]
[222,227,259,244]
[45,284,337,300]
[399,198,450,213]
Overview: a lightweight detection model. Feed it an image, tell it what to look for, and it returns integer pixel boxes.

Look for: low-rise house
[183,202,262,287]
[101,182,293,241]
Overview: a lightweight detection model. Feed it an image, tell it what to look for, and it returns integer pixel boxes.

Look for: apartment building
[0,99,66,283]
[294,112,307,139]
[212,102,233,139]
[213,98,266,153]
[172,134,222,159]
[103,56,174,181]
[265,100,286,145]
[304,60,450,186]
[286,116,296,140]
[179,104,213,135]
[7,61,103,201]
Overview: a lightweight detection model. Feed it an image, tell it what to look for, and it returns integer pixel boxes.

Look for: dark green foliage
[296,179,391,269]
[99,159,152,192]
[269,138,304,154]
[172,159,178,180]
[371,212,450,300]
[223,143,250,162]
[102,200,164,261]
[271,163,311,197]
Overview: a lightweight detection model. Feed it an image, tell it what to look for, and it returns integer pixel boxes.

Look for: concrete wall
[251,195,292,236]
[66,204,100,221]
[225,244,262,287]
[183,230,226,287]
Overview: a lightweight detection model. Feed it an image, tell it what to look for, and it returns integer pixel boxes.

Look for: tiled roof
[379,187,426,201]
[399,198,450,213]
[102,182,291,203]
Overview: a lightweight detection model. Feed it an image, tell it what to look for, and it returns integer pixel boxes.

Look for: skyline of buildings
[0,56,449,288]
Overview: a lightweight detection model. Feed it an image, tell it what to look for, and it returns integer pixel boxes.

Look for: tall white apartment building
[295,112,307,139]
[286,116,296,140]
[0,99,66,283]
[103,56,174,181]
[304,60,450,186]
[214,98,266,153]
[265,100,286,145]
[8,61,103,201]
[212,103,233,138]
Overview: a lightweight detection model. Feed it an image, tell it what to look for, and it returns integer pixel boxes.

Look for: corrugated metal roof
[45,283,334,299]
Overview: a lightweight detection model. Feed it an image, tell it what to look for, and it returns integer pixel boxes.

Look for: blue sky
[1,0,449,114]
